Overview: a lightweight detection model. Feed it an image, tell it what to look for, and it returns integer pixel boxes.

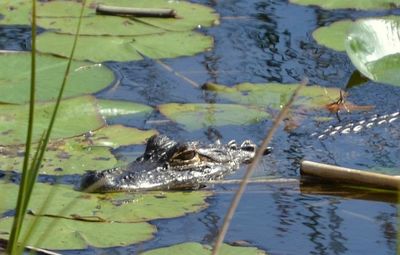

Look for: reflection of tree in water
[198,197,221,244]
[375,208,397,251]
[327,200,347,254]
[271,186,298,238]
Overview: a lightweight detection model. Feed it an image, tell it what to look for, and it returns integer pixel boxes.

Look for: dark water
[1,0,400,254]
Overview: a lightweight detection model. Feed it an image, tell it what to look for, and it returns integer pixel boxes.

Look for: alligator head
[79,135,271,193]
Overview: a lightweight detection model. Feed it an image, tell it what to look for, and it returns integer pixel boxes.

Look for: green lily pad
[96,99,153,118]
[312,20,352,51]
[0,0,31,25]
[0,182,211,222]
[80,125,157,149]
[158,103,270,131]
[35,0,218,35]
[36,31,213,62]
[1,0,219,29]
[91,0,219,32]
[0,96,104,146]
[0,125,156,175]
[290,0,399,10]
[345,17,400,87]
[0,52,114,104]
[140,242,267,255]
[204,83,340,109]
[0,215,155,250]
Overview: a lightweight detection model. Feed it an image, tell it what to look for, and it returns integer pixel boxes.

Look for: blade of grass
[211,80,306,255]
[7,0,37,253]
[20,0,87,251]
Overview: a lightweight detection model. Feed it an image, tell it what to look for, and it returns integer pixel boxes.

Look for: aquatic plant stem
[19,0,87,251]
[211,80,306,255]
[7,0,37,253]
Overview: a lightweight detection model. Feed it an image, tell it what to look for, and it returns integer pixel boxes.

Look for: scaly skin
[79,135,271,193]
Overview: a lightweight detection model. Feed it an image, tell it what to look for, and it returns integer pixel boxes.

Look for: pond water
[1,0,399,254]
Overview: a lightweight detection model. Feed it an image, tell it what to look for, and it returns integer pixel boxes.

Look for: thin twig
[155,59,200,88]
[211,80,306,255]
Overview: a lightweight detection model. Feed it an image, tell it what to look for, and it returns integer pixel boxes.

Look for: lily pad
[290,0,399,10]
[0,52,114,104]
[0,0,31,25]
[345,17,400,87]
[96,99,153,118]
[36,31,213,62]
[0,125,156,175]
[204,83,340,109]
[140,242,267,255]
[0,96,104,146]
[158,103,270,131]
[0,182,211,223]
[35,0,218,34]
[0,215,155,250]
[312,20,352,51]
[1,0,218,31]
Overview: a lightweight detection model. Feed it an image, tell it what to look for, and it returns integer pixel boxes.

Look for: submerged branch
[96,4,177,18]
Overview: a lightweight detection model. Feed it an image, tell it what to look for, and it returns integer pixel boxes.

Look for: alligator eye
[172,150,197,161]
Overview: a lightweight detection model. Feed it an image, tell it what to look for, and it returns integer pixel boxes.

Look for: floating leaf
[312,20,352,51]
[35,0,218,34]
[141,242,266,255]
[204,82,340,109]
[0,125,156,175]
[0,52,114,104]
[0,182,211,222]
[1,0,219,30]
[0,215,155,250]
[0,96,104,146]
[81,125,157,148]
[0,0,31,25]
[36,31,213,62]
[96,99,153,118]
[158,103,270,131]
[290,0,399,10]
[345,17,400,87]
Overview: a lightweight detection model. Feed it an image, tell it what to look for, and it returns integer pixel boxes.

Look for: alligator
[79,135,272,193]
[79,111,399,193]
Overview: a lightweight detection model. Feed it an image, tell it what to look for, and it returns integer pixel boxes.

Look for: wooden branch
[301,160,400,190]
[96,4,177,18]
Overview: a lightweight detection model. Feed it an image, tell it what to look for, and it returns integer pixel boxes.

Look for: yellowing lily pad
[140,242,267,255]
[36,31,213,62]
[345,17,400,87]
[0,52,114,104]
[0,215,155,250]
[290,0,399,10]
[158,103,270,131]
[0,96,104,146]
[0,182,211,223]
[0,125,156,175]
[204,82,340,109]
